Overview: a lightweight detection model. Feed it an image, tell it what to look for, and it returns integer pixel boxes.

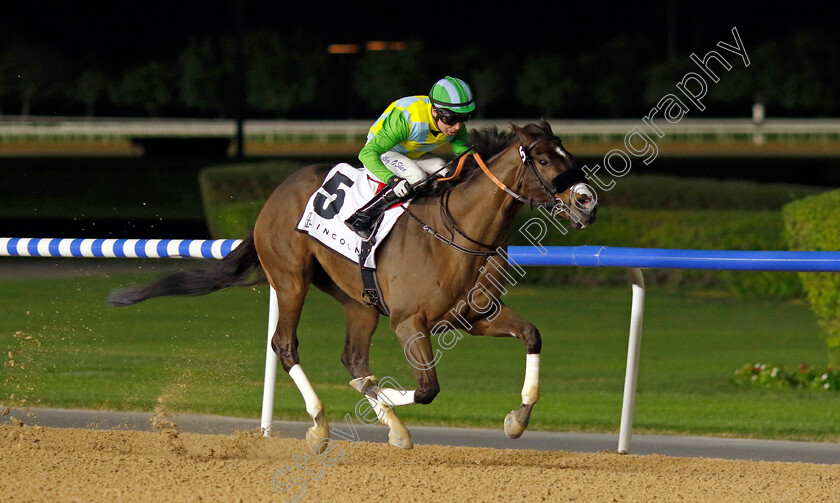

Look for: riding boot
[345,187,404,239]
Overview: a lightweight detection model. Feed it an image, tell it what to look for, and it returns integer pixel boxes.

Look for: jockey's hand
[387,177,413,198]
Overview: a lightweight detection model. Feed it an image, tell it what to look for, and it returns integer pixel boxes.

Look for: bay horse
[109,120,597,451]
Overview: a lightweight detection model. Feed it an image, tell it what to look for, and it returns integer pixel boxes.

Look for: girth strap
[358,237,390,316]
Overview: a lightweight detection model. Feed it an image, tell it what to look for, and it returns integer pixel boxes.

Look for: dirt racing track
[2,408,839,502]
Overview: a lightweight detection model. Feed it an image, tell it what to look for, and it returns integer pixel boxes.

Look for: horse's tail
[107,232,266,307]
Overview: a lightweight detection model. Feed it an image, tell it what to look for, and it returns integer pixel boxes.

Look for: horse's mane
[467,126,517,161]
[423,126,516,196]
[417,123,558,198]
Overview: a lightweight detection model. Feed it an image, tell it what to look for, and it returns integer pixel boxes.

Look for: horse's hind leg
[318,280,414,449]
[269,278,331,453]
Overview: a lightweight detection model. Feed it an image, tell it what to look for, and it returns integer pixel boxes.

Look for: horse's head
[512,120,597,229]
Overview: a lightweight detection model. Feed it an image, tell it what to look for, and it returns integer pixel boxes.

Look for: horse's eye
[538,159,549,166]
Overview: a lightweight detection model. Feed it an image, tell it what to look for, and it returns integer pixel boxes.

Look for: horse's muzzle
[553,182,598,229]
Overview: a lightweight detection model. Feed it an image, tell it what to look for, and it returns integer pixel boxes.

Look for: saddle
[297,163,440,317]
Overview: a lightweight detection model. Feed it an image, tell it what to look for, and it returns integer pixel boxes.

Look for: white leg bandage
[377,388,416,407]
[289,364,323,418]
[349,376,415,407]
[521,354,540,405]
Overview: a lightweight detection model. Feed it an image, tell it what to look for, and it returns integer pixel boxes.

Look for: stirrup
[345,212,383,240]
[344,187,400,239]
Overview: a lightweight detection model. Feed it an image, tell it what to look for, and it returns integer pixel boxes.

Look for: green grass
[2,271,838,441]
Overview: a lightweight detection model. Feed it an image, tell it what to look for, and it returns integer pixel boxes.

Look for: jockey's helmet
[429,76,476,118]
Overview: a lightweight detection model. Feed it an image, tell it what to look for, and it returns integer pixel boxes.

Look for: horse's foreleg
[354,315,442,449]
[331,294,413,448]
[467,303,542,439]
[343,314,441,449]
[338,297,379,379]
[348,375,414,449]
[271,283,331,454]
[395,316,441,405]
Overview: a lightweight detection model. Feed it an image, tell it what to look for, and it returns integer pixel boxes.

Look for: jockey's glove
[388,177,413,198]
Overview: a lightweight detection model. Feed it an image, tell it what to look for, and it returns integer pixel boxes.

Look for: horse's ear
[511,122,530,144]
[538,118,553,135]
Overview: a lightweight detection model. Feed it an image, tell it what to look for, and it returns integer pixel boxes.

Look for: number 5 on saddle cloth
[296,163,410,316]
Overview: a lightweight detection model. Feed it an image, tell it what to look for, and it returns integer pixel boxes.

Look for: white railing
[2,117,840,143]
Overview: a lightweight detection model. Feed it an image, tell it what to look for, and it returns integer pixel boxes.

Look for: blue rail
[506,246,840,272]
[0,237,241,260]
[4,238,840,273]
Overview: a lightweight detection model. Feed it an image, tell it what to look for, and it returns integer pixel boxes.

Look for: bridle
[403,136,590,255]
[517,137,588,208]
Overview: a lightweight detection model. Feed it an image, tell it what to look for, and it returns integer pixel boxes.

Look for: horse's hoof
[349,375,378,393]
[306,426,330,454]
[388,428,414,449]
[504,409,527,439]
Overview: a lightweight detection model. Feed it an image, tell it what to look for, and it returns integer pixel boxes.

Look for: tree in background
[643,58,691,111]
[644,31,840,118]
[70,69,110,117]
[516,55,580,118]
[354,43,423,111]
[244,31,323,118]
[110,61,175,117]
[446,46,510,118]
[0,28,838,119]
[178,37,236,117]
[470,66,503,118]
[0,40,69,116]
[0,51,10,116]
[754,32,840,116]
[581,35,655,117]
[703,55,755,115]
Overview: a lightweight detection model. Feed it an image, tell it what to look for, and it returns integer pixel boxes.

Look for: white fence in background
[2,117,840,143]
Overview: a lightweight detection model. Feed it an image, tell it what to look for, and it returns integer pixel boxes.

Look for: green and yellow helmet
[429,76,475,115]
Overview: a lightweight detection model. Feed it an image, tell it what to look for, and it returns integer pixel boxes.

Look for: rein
[439,188,498,250]
[402,204,501,256]
[406,140,569,256]
[403,150,518,256]
[440,149,555,208]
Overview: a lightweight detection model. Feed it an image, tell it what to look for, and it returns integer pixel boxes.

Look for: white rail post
[618,268,645,454]
[260,287,279,436]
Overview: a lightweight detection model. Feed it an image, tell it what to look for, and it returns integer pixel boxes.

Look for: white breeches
[380,151,447,184]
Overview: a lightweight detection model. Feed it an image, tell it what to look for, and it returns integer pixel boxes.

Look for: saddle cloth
[296,163,407,268]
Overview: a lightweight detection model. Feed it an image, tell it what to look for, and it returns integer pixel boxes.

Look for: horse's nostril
[576,195,593,210]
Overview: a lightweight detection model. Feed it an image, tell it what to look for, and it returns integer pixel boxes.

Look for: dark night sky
[2,1,836,69]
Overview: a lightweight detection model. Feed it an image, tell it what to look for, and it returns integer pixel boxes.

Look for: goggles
[434,108,471,126]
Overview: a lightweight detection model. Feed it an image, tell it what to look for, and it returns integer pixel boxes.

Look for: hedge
[199,161,305,238]
[511,207,801,298]
[597,175,826,211]
[211,199,267,240]
[783,189,840,363]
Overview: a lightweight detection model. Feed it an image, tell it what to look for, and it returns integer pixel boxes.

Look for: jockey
[345,76,476,239]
